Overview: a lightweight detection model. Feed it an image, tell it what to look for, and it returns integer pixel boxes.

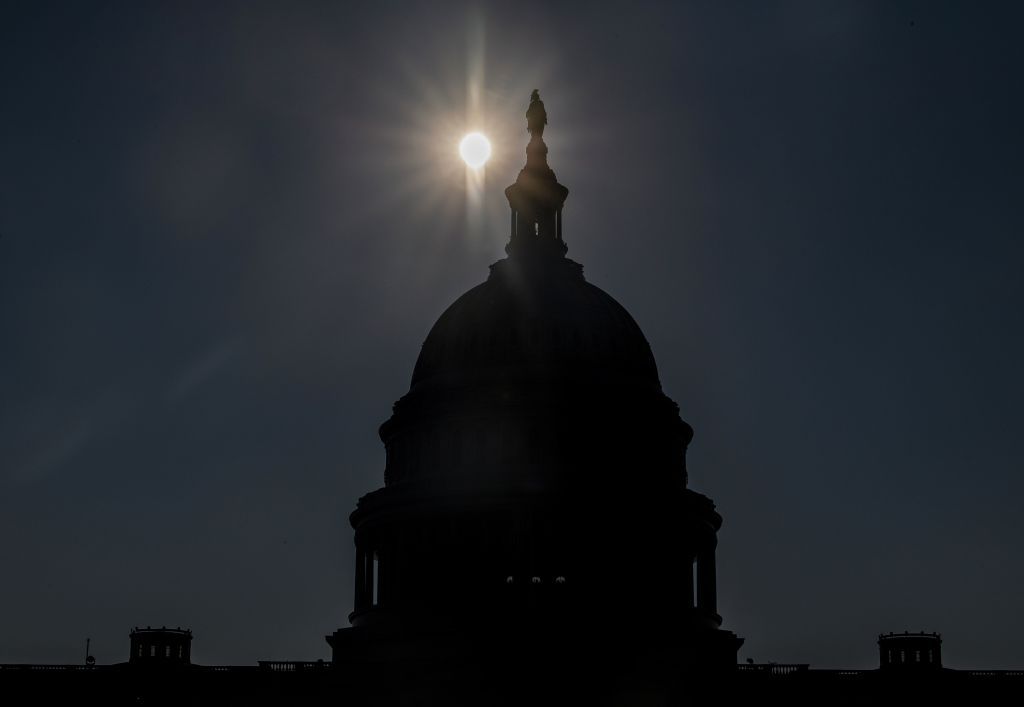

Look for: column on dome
[682,557,695,610]
[354,547,367,610]
[355,543,378,610]
[376,541,388,607]
[365,547,376,607]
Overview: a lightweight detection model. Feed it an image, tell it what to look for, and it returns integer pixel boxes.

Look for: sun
[459,132,492,169]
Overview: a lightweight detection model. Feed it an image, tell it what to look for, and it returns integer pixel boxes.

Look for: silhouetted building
[2,92,1022,705]
[879,631,942,672]
[129,627,192,666]
[326,90,740,704]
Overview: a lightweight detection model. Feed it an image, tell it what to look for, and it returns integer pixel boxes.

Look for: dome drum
[348,485,723,633]
[380,391,693,490]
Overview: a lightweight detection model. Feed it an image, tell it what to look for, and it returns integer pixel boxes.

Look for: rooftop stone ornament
[504,90,569,257]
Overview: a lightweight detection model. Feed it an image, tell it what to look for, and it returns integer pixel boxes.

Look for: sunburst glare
[459,132,492,169]
[353,10,568,274]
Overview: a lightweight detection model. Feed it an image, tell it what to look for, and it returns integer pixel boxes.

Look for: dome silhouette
[331,93,742,691]
[380,256,694,492]
[410,257,661,394]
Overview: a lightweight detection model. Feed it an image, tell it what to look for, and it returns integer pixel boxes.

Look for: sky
[1,1,1023,669]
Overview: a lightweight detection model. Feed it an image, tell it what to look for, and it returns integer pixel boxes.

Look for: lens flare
[459,132,492,169]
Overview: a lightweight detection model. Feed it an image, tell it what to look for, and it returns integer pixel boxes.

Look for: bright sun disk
[459,132,491,169]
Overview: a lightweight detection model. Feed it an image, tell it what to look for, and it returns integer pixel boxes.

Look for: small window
[900,650,905,663]
[555,576,566,584]
[505,576,514,584]
[165,646,171,658]
[138,646,143,657]
[915,650,920,662]
[178,645,183,658]
[151,646,156,657]
[531,576,541,584]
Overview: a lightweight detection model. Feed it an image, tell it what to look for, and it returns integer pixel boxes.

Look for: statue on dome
[526,89,547,137]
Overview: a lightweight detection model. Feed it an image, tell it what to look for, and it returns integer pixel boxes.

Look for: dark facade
[2,94,1022,705]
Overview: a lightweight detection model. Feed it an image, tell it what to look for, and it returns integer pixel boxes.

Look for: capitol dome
[333,93,741,677]
[375,93,698,494]
[409,256,661,395]
[379,241,695,492]
[381,244,694,493]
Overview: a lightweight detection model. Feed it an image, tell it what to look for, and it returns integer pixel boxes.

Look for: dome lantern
[504,90,570,258]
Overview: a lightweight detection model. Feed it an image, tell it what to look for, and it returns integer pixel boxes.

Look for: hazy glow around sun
[459,132,492,169]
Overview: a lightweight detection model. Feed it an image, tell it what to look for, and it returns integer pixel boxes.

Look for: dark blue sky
[2,1,1022,669]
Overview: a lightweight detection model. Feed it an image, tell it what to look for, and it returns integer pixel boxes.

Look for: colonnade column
[364,549,376,607]
[376,545,385,607]
[354,547,367,610]
[683,557,694,609]
[696,548,717,617]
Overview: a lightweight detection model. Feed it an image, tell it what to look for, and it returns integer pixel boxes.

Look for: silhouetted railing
[736,665,1024,679]
[0,664,94,671]
[737,663,809,675]
[257,661,330,672]
[0,661,333,673]
[965,671,1024,677]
